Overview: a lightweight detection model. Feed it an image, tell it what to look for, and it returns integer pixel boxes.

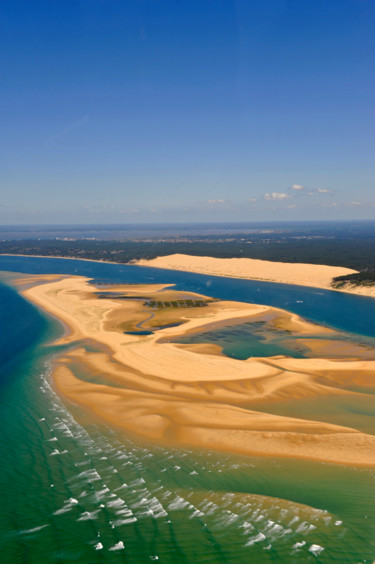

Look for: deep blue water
[1,255,375,339]
[0,279,50,386]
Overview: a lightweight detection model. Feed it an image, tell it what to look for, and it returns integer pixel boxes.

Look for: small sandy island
[136,254,375,297]
[19,273,375,466]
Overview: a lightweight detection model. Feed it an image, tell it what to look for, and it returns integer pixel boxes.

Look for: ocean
[1,255,375,563]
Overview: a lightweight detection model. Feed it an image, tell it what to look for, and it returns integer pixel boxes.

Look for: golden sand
[21,274,375,466]
[136,253,375,297]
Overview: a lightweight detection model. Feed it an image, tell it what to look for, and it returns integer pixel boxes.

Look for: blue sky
[1,0,374,224]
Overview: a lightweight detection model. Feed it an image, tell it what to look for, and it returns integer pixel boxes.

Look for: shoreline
[17,273,375,467]
[1,252,373,298]
[0,252,123,266]
[137,254,375,298]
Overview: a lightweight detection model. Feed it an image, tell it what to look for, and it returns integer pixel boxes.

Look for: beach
[18,272,375,467]
[5,252,374,296]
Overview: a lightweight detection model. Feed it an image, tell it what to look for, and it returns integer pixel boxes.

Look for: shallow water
[175,320,310,359]
[1,256,375,563]
[175,317,375,362]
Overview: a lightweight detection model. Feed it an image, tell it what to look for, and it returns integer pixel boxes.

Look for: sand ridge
[21,274,375,466]
[136,253,373,296]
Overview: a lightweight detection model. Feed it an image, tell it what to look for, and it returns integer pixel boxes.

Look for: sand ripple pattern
[1,363,374,563]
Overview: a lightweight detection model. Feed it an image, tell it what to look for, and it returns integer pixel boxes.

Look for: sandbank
[20,274,375,467]
[136,254,375,297]
[3,251,373,296]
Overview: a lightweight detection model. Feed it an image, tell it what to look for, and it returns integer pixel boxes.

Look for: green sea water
[1,257,375,563]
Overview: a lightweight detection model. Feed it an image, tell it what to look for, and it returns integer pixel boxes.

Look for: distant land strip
[2,236,375,293]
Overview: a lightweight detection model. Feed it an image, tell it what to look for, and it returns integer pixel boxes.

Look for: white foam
[53,506,73,516]
[148,497,168,518]
[114,484,129,491]
[190,509,204,518]
[308,544,324,556]
[94,542,103,550]
[215,512,239,527]
[292,540,306,549]
[52,422,68,430]
[130,478,145,487]
[240,521,254,533]
[296,521,315,534]
[97,487,110,496]
[111,517,137,526]
[265,522,284,540]
[200,501,217,514]
[19,524,50,535]
[245,532,266,546]
[53,497,78,515]
[115,453,128,460]
[107,498,126,509]
[288,516,300,526]
[77,510,101,521]
[74,469,101,482]
[49,447,68,455]
[168,497,189,511]
[109,541,125,551]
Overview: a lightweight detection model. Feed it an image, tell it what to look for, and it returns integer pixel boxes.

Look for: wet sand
[21,274,375,466]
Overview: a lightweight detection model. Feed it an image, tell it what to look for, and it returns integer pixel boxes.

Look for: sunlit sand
[137,254,375,297]
[20,274,375,466]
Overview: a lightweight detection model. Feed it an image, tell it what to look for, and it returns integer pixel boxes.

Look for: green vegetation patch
[145,299,210,309]
[332,271,375,288]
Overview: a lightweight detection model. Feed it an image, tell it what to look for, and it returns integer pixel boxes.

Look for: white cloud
[248,197,257,202]
[290,184,304,191]
[288,185,332,197]
[207,199,225,204]
[264,192,290,201]
[345,201,363,207]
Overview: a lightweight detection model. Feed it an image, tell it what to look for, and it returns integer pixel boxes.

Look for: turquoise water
[174,319,375,361]
[1,256,375,563]
[175,320,310,359]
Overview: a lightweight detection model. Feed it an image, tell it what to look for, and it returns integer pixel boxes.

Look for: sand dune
[136,254,365,294]
[21,274,375,466]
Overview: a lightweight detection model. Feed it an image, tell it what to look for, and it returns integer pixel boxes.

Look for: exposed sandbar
[21,274,375,466]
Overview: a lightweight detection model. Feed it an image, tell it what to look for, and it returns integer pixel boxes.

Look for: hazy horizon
[1,219,375,244]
